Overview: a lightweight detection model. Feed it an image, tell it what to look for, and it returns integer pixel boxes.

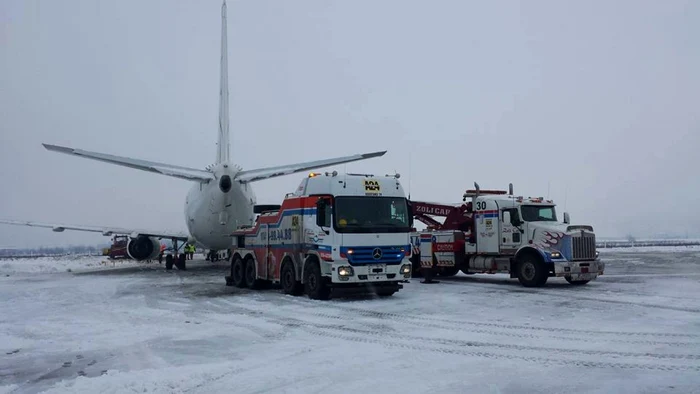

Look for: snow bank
[0,255,142,275]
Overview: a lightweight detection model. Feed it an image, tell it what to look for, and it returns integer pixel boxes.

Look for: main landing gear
[164,239,187,271]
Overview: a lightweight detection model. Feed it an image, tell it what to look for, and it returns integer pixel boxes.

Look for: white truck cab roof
[293,171,407,199]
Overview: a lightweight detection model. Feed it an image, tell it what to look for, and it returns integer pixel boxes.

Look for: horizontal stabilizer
[234,150,387,183]
[43,144,215,182]
[0,219,190,241]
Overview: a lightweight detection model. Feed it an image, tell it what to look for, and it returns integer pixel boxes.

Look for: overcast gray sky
[1,0,698,247]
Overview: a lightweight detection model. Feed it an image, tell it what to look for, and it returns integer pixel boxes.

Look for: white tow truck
[411,182,604,287]
[226,171,414,299]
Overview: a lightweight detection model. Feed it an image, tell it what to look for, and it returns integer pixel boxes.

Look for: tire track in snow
[310,323,700,362]
[300,325,700,373]
[207,298,700,364]
[276,295,700,341]
[181,347,315,393]
[435,278,700,313]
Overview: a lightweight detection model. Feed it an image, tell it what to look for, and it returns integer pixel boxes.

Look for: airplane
[0,0,386,270]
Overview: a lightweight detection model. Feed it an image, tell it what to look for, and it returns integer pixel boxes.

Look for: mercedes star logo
[372,248,382,260]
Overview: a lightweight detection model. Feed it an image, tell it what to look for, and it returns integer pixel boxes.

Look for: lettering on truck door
[499,206,521,254]
[475,198,499,254]
[264,223,272,280]
[291,213,302,274]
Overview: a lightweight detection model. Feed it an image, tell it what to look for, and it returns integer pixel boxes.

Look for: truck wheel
[281,261,303,296]
[409,255,423,277]
[304,260,331,300]
[439,267,460,277]
[565,277,590,285]
[460,268,475,275]
[516,255,548,287]
[231,256,247,288]
[375,285,398,297]
[244,259,262,289]
[165,254,173,270]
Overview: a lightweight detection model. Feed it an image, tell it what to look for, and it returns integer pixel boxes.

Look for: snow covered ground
[1,250,699,394]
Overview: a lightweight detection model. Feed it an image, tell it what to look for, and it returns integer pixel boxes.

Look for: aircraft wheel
[177,253,187,270]
[165,254,173,270]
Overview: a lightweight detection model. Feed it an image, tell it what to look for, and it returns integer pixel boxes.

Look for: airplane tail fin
[216,0,230,164]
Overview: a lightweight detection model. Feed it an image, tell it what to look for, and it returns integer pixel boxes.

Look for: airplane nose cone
[219,175,232,193]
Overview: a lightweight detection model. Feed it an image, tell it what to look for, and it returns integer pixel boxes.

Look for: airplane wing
[234,150,387,183]
[0,219,190,241]
[43,144,215,182]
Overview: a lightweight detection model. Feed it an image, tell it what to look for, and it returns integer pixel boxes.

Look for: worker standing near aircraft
[158,243,166,263]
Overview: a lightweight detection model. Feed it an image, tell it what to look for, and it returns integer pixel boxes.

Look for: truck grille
[572,233,596,261]
[342,245,407,265]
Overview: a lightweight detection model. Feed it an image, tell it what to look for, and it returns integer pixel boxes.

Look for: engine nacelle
[126,235,161,260]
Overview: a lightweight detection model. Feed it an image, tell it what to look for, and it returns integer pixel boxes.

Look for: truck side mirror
[509,211,523,227]
[407,200,414,227]
[316,198,327,227]
[563,212,570,224]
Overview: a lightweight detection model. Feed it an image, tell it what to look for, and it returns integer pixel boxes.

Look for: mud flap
[509,257,518,278]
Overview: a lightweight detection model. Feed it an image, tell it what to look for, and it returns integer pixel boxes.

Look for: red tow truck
[409,183,603,287]
[107,235,130,259]
[409,199,476,276]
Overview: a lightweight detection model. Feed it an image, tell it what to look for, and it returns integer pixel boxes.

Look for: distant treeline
[0,245,107,258]
[597,240,700,248]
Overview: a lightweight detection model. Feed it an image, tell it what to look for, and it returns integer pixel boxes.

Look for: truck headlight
[550,251,561,259]
[338,266,354,277]
[400,264,412,275]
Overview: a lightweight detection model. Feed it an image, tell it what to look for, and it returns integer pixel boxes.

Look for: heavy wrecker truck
[409,182,604,287]
[226,171,414,300]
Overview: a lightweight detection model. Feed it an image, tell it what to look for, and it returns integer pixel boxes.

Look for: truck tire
[231,256,246,288]
[565,277,590,285]
[516,254,548,287]
[439,267,460,277]
[281,261,303,296]
[165,254,173,270]
[409,254,423,277]
[375,285,398,297]
[304,260,331,300]
[460,268,475,275]
[244,258,262,289]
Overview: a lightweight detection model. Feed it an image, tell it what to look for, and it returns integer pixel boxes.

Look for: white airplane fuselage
[185,163,256,251]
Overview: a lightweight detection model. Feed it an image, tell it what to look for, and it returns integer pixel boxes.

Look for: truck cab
[227,171,414,299]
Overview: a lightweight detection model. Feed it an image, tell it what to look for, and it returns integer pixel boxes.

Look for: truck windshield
[521,205,557,222]
[334,196,410,233]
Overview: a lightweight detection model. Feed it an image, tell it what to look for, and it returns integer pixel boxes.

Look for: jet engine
[126,235,161,260]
